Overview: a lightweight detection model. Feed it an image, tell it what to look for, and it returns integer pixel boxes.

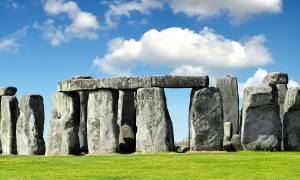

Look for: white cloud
[104,0,163,28]
[169,0,282,24]
[0,27,28,52]
[41,0,100,46]
[93,27,272,76]
[288,80,300,88]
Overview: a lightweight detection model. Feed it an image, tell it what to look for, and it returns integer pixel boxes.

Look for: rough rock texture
[277,84,288,121]
[151,75,209,88]
[189,87,223,151]
[78,91,89,154]
[136,88,174,152]
[0,87,17,96]
[117,90,136,153]
[46,92,80,155]
[223,122,234,151]
[216,76,239,134]
[16,95,45,155]
[87,90,119,154]
[283,88,300,151]
[241,86,281,151]
[0,96,19,154]
[58,76,209,92]
[262,72,288,85]
[231,134,242,151]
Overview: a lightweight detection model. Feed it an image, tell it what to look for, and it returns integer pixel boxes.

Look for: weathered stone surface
[16,95,45,155]
[241,86,281,151]
[70,75,92,80]
[283,88,300,151]
[177,146,189,153]
[87,90,119,154]
[117,90,136,153]
[277,84,288,122]
[57,76,209,92]
[78,91,89,154]
[46,92,80,155]
[216,76,239,134]
[136,88,174,152]
[262,72,288,85]
[223,122,234,151]
[151,75,209,88]
[189,87,223,151]
[231,134,242,151]
[0,96,19,154]
[0,87,17,96]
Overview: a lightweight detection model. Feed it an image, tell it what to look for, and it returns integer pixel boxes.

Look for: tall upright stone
[78,91,89,154]
[136,87,174,152]
[16,95,45,155]
[117,90,136,153]
[189,87,223,151]
[241,86,281,151]
[87,90,119,154]
[0,96,19,154]
[46,92,80,155]
[283,88,300,151]
[216,76,239,134]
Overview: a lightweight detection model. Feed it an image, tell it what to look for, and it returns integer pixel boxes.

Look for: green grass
[0,151,299,179]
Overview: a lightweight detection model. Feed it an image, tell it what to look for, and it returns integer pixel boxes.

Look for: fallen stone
[223,140,235,152]
[78,91,89,154]
[57,76,209,92]
[16,95,45,155]
[231,134,242,151]
[177,146,190,153]
[216,76,239,134]
[241,85,281,151]
[0,96,19,154]
[117,90,136,153]
[262,72,288,85]
[136,87,174,152]
[189,87,223,151]
[283,88,300,151]
[87,90,119,154]
[0,87,17,96]
[46,92,80,155]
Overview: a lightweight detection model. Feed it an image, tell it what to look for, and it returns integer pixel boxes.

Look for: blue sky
[0,0,300,141]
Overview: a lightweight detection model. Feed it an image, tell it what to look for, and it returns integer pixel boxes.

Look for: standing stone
[87,90,119,154]
[78,91,89,154]
[241,86,281,151]
[189,87,223,151]
[0,96,19,154]
[46,92,80,155]
[0,87,17,96]
[283,88,300,151]
[216,76,239,134]
[16,95,45,155]
[117,90,136,153]
[136,88,174,152]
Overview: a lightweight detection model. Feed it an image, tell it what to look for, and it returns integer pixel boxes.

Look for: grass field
[0,151,299,179]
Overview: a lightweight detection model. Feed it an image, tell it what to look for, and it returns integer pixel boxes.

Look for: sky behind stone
[1,0,299,141]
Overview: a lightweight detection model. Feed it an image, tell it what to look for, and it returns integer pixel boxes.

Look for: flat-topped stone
[262,72,288,85]
[0,87,17,96]
[57,75,209,91]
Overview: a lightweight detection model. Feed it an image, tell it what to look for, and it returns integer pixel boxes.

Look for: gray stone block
[87,90,119,154]
[0,96,19,154]
[117,90,136,153]
[262,72,288,85]
[216,76,239,134]
[46,92,80,155]
[189,87,223,151]
[0,87,17,96]
[231,134,242,151]
[283,88,300,151]
[241,85,281,151]
[57,76,209,92]
[136,88,174,152]
[78,91,89,154]
[16,95,45,155]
